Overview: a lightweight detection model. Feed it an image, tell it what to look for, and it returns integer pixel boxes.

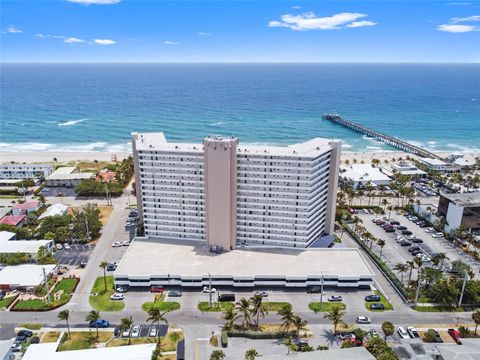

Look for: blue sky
[1,0,479,62]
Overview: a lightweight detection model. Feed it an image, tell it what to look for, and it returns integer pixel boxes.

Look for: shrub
[423,329,437,343]
[75,179,123,197]
[316,345,329,350]
[220,331,228,348]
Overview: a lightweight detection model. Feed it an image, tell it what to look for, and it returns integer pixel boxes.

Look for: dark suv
[306,286,322,294]
[365,294,381,302]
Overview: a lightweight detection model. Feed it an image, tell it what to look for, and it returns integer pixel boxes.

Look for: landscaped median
[308,302,346,313]
[0,294,18,310]
[89,275,124,312]
[198,301,234,312]
[11,277,79,311]
[364,290,393,311]
[141,294,180,312]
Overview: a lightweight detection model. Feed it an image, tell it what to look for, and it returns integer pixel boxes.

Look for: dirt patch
[98,206,113,225]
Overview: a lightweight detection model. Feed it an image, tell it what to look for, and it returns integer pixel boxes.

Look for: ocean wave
[0,142,130,153]
[58,118,87,127]
[366,146,382,150]
[209,122,224,126]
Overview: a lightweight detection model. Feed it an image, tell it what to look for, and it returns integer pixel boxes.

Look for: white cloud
[345,20,377,28]
[5,26,23,33]
[437,15,480,33]
[64,37,85,43]
[437,24,478,32]
[52,35,66,39]
[94,38,116,45]
[66,0,120,4]
[35,33,49,38]
[197,32,211,36]
[164,40,179,45]
[292,5,301,9]
[268,12,376,31]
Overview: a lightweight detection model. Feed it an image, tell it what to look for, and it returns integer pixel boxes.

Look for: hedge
[221,331,228,348]
[341,221,409,301]
[226,330,288,339]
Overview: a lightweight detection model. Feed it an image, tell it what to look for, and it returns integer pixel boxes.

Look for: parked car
[114,326,121,337]
[14,336,26,344]
[110,293,124,301]
[202,287,217,294]
[365,294,381,302]
[112,241,122,247]
[122,241,130,246]
[0,290,5,300]
[411,249,423,256]
[168,290,182,297]
[131,325,141,338]
[293,338,310,351]
[328,295,343,302]
[115,286,129,293]
[64,243,71,250]
[10,343,22,352]
[89,319,109,328]
[30,336,40,344]
[106,263,117,271]
[370,303,385,310]
[219,293,235,302]
[425,228,435,233]
[306,286,322,294]
[448,329,462,345]
[17,330,33,338]
[411,238,424,243]
[396,226,407,230]
[428,329,443,343]
[149,325,157,338]
[401,230,413,236]
[408,246,421,253]
[432,232,444,238]
[255,291,268,297]
[400,241,412,247]
[55,243,63,250]
[356,316,371,324]
[338,333,356,341]
[122,327,131,337]
[416,254,431,262]
[80,260,87,268]
[151,286,165,293]
[397,327,409,339]
[385,227,395,233]
[407,326,420,338]
[390,221,400,225]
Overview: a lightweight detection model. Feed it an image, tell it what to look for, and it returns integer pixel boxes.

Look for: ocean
[1,63,479,153]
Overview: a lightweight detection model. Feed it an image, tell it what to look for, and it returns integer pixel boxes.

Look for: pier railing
[323,114,443,160]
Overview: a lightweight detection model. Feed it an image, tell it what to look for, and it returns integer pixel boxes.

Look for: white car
[397,327,409,339]
[356,316,371,324]
[112,241,122,247]
[396,236,405,243]
[149,325,157,337]
[131,325,140,338]
[328,295,343,302]
[123,241,130,246]
[202,287,217,294]
[55,244,63,250]
[110,293,124,301]
[432,232,444,238]
[122,327,130,337]
[64,244,71,250]
[407,326,420,338]
[417,254,431,262]
[425,228,434,233]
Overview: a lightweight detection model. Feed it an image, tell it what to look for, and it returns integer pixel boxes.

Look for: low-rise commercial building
[38,203,68,220]
[114,239,374,289]
[46,167,94,187]
[340,164,391,189]
[438,192,480,232]
[0,215,26,227]
[0,163,53,180]
[0,236,53,256]
[417,157,460,173]
[0,264,57,290]
[383,162,427,178]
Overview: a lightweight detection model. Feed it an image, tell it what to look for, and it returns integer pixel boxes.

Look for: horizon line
[1,61,479,65]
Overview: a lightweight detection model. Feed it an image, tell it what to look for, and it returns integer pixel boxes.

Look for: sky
[1,0,479,63]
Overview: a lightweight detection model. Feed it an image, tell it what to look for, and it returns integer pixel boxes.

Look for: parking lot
[54,243,95,267]
[354,211,480,283]
[41,187,76,197]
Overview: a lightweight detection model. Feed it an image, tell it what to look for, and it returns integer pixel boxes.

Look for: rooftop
[0,207,12,219]
[0,239,53,255]
[0,215,26,226]
[0,264,56,287]
[0,231,16,242]
[442,192,480,207]
[115,239,374,278]
[38,203,69,220]
[13,200,40,211]
[133,132,339,158]
[23,342,156,360]
[419,157,446,166]
[340,164,391,183]
[436,338,480,360]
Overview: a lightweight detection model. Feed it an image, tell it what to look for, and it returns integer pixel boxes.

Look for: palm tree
[99,261,108,293]
[414,256,424,281]
[292,315,308,337]
[407,261,415,282]
[85,310,100,339]
[377,239,386,259]
[352,216,363,232]
[472,309,480,335]
[58,309,71,339]
[278,305,296,333]
[387,205,393,220]
[393,263,408,283]
[147,307,169,345]
[323,305,345,334]
[245,349,261,360]
[433,252,449,269]
[210,350,226,360]
[282,337,298,355]
[250,294,268,328]
[222,307,239,330]
[235,298,252,329]
[121,316,133,345]
[381,321,395,340]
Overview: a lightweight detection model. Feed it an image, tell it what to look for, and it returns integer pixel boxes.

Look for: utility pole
[414,270,422,306]
[208,273,212,308]
[458,272,468,307]
[104,184,111,206]
[319,273,324,309]
[43,267,51,303]
[85,214,90,240]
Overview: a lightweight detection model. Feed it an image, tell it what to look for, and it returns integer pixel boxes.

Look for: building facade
[132,132,341,249]
[0,163,53,180]
[437,192,480,232]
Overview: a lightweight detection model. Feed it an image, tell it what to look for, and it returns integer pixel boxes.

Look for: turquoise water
[1,63,479,152]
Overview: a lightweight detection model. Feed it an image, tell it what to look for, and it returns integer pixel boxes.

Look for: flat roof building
[114,238,374,289]
[0,264,57,290]
[0,237,53,256]
[38,203,68,220]
[0,163,53,180]
[438,192,480,232]
[417,157,460,173]
[132,132,341,249]
[340,164,391,189]
[46,167,94,187]
[384,162,427,178]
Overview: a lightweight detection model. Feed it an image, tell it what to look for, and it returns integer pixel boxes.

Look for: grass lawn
[0,296,17,309]
[89,276,124,312]
[364,290,393,312]
[198,301,234,312]
[413,305,466,312]
[141,295,180,312]
[107,331,183,352]
[263,302,292,312]
[308,302,346,313]
[41,332,60,343]
[19,323,42,330]
[53,278,78,294]
[58,331,113,351]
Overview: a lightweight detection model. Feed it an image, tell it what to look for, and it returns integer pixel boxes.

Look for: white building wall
[0,164,53,179]
[445,202,464,232]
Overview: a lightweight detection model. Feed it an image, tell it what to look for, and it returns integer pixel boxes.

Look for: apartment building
[0,163,53,180]
[132,132,341,249]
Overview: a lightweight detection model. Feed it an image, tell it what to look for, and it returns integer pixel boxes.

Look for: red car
[150,286,164,293]
[447,329,462,345]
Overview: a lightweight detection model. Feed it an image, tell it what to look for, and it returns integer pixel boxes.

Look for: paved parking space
[54,243,95,267]
[41,187,76,197]
[119,324,168,338]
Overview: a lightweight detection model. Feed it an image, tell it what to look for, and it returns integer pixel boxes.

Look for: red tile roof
[0,215,26,226]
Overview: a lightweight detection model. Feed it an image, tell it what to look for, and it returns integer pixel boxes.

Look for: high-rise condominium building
[132,132,341,249]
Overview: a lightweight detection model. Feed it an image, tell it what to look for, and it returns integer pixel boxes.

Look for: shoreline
[0,150,478,164]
